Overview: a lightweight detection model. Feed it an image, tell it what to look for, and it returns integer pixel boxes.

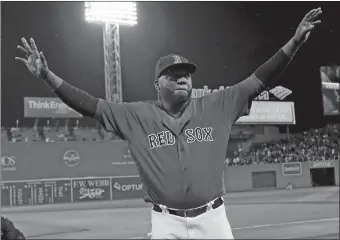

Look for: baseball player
[15,8,322,239]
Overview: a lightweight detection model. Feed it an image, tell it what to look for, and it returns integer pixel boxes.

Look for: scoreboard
[1,176,143,207]
[2,179,72,206]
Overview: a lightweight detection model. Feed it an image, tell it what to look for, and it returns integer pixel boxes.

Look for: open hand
[15,38,49,79]
[294,7,322,45]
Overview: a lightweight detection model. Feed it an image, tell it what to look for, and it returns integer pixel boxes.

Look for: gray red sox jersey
[95,75,263,209]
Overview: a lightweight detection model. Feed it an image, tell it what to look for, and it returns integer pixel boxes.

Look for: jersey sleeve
[94,99,138,140]
[213,74,264,129]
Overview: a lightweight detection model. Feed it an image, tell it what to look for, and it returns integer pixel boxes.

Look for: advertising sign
[1,156,17,172]
[282,162,302,176]
[320,66,340,116]
[309,160,335,169]
[1,141,139,181]
[72,177,111,202]
[191,84,295,125]
[24,97,83,118]
[63,149,80,167]
[236,101,296,125]
[111,176,144,200]
[191,85,292,101]
[1,176,143,207]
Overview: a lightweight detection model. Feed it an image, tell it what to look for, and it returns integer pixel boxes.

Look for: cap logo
[172,55,182,64]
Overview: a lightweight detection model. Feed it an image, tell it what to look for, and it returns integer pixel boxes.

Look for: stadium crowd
[2,120,339,166]
[1,120,120,143]
[226,123,340,166]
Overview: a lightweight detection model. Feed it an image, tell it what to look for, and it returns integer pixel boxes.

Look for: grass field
[2,186,339,239]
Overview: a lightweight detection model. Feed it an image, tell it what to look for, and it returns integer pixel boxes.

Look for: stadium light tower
[85,2,138,103]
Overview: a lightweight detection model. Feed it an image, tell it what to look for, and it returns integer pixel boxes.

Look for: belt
[152,197,224,218]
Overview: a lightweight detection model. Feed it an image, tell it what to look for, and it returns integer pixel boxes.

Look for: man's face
[156,67,193,101]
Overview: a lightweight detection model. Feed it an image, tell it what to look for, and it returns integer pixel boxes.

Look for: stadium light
[85,2,138,103]
[85,2,138,26]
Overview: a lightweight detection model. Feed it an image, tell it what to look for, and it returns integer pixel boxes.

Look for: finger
[308,8,322,20]
[15,57,28,65]
[21,37,33,54]
[312,20,322,25]
[30,38,39,54]
[304,9,317,20]
[39,51,47,66]
[17,45,29,55]
[310,9,322,20]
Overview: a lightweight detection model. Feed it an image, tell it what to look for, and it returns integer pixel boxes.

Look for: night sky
[1,2,340,132]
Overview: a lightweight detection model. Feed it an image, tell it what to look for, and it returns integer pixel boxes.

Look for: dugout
[310,161,336,187]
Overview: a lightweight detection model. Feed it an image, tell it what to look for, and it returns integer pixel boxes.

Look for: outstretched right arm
[15,38,135,140]
[53,78,133,140]
[46,71,99,118]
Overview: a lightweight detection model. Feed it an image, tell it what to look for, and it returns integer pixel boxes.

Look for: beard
[159,87,192,103]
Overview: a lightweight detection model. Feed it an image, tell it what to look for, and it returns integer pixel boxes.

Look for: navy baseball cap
[155,54,197,79]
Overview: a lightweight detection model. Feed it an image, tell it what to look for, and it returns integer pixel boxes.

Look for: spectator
[2,121,339,165]
[228,123,339,166]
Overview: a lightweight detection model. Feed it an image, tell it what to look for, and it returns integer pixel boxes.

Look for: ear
[154,79,160,91]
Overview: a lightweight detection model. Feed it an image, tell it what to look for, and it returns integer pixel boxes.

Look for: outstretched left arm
[255,7,322,87]
[215,8,322,128]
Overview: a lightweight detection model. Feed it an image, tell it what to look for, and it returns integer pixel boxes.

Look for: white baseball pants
[150,202,234,239]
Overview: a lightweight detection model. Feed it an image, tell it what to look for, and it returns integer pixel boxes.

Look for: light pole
[85,2,138,103]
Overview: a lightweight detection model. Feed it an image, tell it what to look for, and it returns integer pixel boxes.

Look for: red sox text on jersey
[148,127,214,149]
